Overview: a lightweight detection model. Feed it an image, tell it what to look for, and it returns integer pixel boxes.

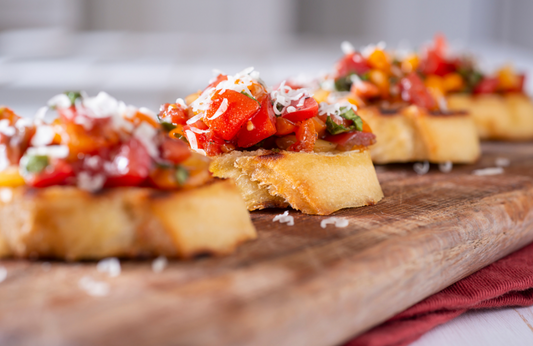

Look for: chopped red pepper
[237,96,277,148]
[27,159,75,188]
[105,138,152,187]
[204,90,260,141]
[325,131,376,151]
[474,77,499,94]
[159,103,188,125]
[281,97,319,123]
[400,73,437,110]
[289,118,317,152]
[335,52,371,78]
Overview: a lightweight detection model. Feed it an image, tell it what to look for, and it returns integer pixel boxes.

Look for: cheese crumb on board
[78,276,110,297]
[473,167,504,176]
[414,161,430,175]
[152,256,168,273]
[321,217,349,229]
[273,211,294,226]
[96,257,121,277]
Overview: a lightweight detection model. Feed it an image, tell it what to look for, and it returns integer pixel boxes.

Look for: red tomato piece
[400,73,437,109]
[474,77,499,94]
[276,117,297,136]
[161,137,191,164]
[204,90,261,141]
[281,97,319,123]
[289,118,317,152]
[237,96,277,148]
[27,159,75,188]
[335,52,371,78]
[159,103,188,125]
[204,130,226,156]
[205,74,228,91]
[325,131,377,151]
[105,138,152,187]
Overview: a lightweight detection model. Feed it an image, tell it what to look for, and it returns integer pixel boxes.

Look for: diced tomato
[26,159,75,188]
[400,73,437,109]
[161,137,191,164]
[325,131,376,151]
[276,117,297,136]
[204,90,260,141]
[159,103,188,125]
[419,35,457,77]
[236,96,277,148]
[335,52,371,78]
[281,97,319,123]
[204,130,226,156]
[351,80,380,99]
[289,118,317,152]
[473,77,499,94]
[104,138,152,187]
[310,116,327,138]
[205,74,228,91]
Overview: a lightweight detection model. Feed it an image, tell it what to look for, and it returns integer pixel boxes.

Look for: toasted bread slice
[357,105,480,164]
[447,93,533,141]
[0,180,256,260]
[210,149,383,215]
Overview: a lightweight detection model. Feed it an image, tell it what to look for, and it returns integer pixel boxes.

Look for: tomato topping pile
[159,69,375,155]
[328,35,527,113]
[0,92,211,191]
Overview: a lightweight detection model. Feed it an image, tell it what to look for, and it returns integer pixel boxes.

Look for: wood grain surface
[1,142,533,346]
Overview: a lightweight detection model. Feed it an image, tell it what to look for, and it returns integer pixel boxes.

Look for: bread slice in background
[358,105,481,164]
[210,149,383,215]
[0,180,256,261]
[447,93,533,141]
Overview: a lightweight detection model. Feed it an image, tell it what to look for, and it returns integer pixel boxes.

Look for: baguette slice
[447,93,533,141]
[358,105,480,164]
[0,179,256,260]
[210,149,383,215]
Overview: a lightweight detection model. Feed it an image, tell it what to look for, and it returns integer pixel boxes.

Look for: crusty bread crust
[447,93,533,141]
[0,180,256,260]
[210,149,383,215]
[358,105,480,164]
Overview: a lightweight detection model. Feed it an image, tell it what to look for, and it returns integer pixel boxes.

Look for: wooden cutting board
[1,142,533,346]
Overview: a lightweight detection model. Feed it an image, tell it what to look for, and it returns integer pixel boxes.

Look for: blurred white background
[1,0,533,116]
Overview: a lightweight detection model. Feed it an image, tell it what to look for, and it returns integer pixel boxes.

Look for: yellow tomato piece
[497,64,519,90]
[424,75,445,100]
[369,69,390,96]
[185,91,202,105]
[367,49,390,72]
[401,54,419,74]
[443,73,464,93]
[0,167,25,187]
[313,89,330,104]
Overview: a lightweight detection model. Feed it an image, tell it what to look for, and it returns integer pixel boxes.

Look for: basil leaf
[25,155,49,173]
[64,91,82,106]
[339,107,363,132]
[160,121,176,132]
[175,166,189,186]
[334,75,352,92]
[326,116,352,135]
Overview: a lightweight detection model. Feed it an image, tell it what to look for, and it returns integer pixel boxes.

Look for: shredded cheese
[0,188,12,203]
[77,172,105,192]
[473,167,504,176]
[26,145,69,159]
[78,276,109,297]
[207,98,229,121]
[97,258,121,277]
[272,210,294,226]
[30,125,55,147]
[152,256,168,273]
[321,217,349,229]
[438,161,453,173]
[341,41,355,55]
[133,122,159,158]
[495,157,510,167]
[47,94,71,109]
[271,81,313,116]
[413,161,430,175]
[185,130,206,155]
[0,119,15,137]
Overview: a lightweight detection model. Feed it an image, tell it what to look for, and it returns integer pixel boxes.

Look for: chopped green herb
[25,155,49,173]
[360,72,370,81]
[271,148,281,153]
[339,107,363,131]
[175,166,189,186]
[334,75,353,92]
[326,116,352,135]
[64,91,82,106]
[160,121,177,132]
[241,91,261,106]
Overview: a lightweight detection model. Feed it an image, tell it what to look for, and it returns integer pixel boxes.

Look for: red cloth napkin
[345,242,533,346]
